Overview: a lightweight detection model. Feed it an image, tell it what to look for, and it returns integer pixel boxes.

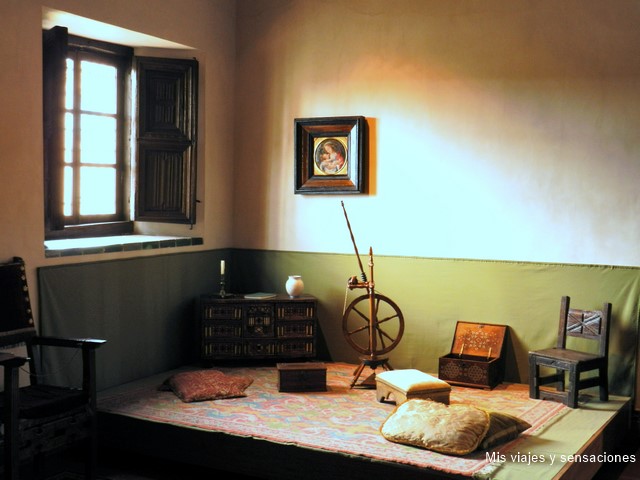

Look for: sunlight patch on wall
[42,7,193,49]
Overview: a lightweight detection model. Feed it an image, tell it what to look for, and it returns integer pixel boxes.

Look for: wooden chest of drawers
[199,294,317,362]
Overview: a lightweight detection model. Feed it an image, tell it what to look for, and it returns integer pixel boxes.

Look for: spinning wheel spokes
[343,293,405,356]
[376,317,400,346]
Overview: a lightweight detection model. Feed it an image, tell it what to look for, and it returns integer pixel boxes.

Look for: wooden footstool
[376,369,451,405]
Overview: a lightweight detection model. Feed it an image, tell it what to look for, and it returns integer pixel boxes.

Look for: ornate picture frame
[294,116,367,194]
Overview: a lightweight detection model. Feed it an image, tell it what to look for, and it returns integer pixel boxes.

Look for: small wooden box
[277,362,327,392]
[438,321,508,389]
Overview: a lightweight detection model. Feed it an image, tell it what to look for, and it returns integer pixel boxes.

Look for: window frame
[43,27,199,241]
[44,28,133,240]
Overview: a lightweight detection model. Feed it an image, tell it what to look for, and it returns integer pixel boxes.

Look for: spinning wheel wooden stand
[341,202,405,388]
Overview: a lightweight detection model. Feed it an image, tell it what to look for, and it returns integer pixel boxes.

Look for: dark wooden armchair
[0,257,106,479]
[528,296,611,408]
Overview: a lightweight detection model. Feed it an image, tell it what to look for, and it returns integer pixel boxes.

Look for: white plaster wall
[0,0,236,285]
[233,0,640,267]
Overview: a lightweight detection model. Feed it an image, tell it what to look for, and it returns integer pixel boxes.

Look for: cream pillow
[381,399,490,455]
[380,399,532,455]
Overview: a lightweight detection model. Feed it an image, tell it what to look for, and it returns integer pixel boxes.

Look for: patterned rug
[99,363,567,478]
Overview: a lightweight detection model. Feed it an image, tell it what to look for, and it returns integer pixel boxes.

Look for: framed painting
[294,116,367,194]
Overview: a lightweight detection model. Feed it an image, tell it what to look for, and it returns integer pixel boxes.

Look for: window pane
[80,114,116,165]
[79,167,116,215]
[63,166,73,216]
[64,112,74,164]
[65,59,74,110]
[80,61,117,114]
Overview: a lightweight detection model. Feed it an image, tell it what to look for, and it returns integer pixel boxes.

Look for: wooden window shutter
[42,26,68,231]
[135,57,198,224]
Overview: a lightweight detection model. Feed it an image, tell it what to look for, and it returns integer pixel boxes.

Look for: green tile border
[44,236,204,258]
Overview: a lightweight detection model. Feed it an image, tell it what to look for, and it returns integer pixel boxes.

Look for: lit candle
[220,260,225,275]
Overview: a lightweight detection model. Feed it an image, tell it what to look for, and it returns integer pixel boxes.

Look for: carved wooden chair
[0,257,106,479]
[528,296,611,408]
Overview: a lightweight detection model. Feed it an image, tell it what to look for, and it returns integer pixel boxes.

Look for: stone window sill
[44,235,203,258]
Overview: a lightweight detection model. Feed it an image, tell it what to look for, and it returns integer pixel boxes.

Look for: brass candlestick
[219,274,226,298]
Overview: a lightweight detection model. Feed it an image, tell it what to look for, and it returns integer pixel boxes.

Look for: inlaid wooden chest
[438,321,508,389]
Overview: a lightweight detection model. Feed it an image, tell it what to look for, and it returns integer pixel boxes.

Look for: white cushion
[377,369,450,393]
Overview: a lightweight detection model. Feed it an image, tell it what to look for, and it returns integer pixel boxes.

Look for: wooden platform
[97,363,632,480]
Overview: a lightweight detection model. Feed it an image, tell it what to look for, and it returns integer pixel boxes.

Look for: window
[43,27,198,240]
[64,36,131,226]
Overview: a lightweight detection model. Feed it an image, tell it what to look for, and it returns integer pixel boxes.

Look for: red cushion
[164,370,253,402]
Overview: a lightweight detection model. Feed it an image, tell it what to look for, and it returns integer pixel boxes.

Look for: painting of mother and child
[314,138,348,175]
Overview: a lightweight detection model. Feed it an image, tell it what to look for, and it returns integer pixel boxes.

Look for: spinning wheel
[340,202,405,388]
[342,293,404,356]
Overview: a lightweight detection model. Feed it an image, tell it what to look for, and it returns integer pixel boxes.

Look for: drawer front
[202,341,244,359]
[202,321,242,339]
[202,303,242,321]
[244,316,274,338]
[244,303,275,337]
[246,340,277,357]
[276,320,314,338]
[277,302,315,321]
[277,339,315,357]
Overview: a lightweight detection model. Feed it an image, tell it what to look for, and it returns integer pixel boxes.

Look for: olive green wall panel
[230,249,640,397]
[39,249,639,397]
[38,250,230,390]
